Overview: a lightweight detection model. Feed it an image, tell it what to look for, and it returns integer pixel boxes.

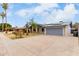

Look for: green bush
[0,23,12,31]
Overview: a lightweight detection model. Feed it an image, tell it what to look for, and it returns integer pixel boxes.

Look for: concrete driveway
[0,33,79,56]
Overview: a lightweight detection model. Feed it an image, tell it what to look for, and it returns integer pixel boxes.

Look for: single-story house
[11,23,70,36]
[24,24,44,33]
[43,24,69,36]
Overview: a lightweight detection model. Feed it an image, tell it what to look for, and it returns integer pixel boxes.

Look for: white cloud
[56,4,77,21]
[34,3,58,14]
[16,3,78,24]
[16,9,32,17]
[64,4,77,15]
[44,4,78,24]
[16,3,58,17]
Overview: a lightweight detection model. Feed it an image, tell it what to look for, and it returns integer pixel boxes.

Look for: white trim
[63,27,65,36]
[44,28,46,35]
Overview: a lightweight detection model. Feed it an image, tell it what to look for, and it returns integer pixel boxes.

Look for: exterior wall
[43,24,70,36]
[44,28,46,35]
[64,25,70,36]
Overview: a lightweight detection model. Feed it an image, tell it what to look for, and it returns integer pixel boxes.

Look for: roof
[43,23,67,27]
[24,24,45,28]
[12,27,26,29]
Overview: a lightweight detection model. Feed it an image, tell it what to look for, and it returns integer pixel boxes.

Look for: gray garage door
[46,28,63,36]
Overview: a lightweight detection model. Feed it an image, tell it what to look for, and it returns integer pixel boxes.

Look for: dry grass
[5,32,43,40]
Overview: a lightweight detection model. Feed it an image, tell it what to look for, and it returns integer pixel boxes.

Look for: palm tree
[1,3,8,33]
[0,12,5,31]
[25,22,29,35]
[30,19,38,32]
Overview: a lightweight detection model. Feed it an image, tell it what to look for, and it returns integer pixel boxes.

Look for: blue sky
[0,3,79,27]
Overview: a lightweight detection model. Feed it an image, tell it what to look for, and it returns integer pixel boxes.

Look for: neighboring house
[71,23,79,37]
[78,25,79,36]
[43,23,69,36]
[12,27,26,33]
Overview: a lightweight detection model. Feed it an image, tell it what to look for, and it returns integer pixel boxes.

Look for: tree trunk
[26,28,28,35]
[5,10,7,33]
[2,18,4,32]
[32,26,33,33]
[36,27,37,33]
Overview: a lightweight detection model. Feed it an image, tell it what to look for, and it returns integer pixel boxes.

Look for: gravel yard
[0,32,79,56]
